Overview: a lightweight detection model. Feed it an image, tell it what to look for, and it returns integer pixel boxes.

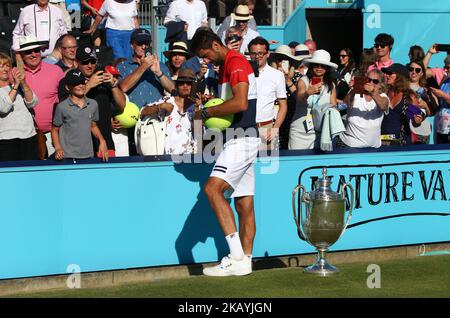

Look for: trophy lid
[311,168,342,200]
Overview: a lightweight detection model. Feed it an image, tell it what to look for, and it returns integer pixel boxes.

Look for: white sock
[225,232,245,261]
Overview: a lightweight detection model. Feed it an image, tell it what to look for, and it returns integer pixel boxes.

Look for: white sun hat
[231,5,253,21]
[293,44,312,61]
[270,44,297,63]
[15,35,48,52]
[302,49,338,69]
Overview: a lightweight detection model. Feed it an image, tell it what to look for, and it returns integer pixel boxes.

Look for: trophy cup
[292,168,354,276]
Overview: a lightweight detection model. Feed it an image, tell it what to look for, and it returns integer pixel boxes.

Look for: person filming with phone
[289,49,337,150]
[336,69,390,149]
[423,44,450,144]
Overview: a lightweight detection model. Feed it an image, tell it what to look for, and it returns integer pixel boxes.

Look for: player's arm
[203,82,249,117]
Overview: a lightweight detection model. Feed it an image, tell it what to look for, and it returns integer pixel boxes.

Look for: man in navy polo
[118,28,175,108]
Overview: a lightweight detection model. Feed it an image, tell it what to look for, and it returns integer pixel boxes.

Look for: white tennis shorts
[210,136,261,198]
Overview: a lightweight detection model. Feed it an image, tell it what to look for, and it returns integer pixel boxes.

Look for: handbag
[135,114,168,156]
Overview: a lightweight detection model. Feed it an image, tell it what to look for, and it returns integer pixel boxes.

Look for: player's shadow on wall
[174,163,228,275]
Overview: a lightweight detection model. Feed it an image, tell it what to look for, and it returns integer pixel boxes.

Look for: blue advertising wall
[1,146,450,279]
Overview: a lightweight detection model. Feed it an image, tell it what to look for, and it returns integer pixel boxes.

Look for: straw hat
[163,42,191,59]
[270,45,297,63]
[293,44,312,61]
[231,5,253,21]
[16,35,48,52]
[175,68,197,83]
[302,49,338,69]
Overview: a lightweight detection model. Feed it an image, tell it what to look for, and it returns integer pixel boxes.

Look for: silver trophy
[292,168,354,276]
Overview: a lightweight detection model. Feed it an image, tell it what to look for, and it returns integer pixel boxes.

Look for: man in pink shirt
[12,0,68,58]
[368,33,395,72]
[17,35,65,158]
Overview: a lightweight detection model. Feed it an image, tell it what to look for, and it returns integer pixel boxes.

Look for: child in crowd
[51,69,109,161]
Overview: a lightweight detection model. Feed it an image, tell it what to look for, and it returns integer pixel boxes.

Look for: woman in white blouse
[336,69,390,148]
[0,53,39,161]
[87,0,139,59]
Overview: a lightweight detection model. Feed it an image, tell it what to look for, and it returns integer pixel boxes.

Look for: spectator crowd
[0,0,449,163]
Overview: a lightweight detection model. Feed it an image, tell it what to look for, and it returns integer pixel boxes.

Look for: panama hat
[163,42,191,59]
[16,35,48,52]
[270,45,297,63]
[302,49,338,69]
[293,44,312,61]
[231,5,253,21]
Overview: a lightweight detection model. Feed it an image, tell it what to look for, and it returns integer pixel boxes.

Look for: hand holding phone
[310,76,322,94]
[435,44,450,52]
[353,76,368,95]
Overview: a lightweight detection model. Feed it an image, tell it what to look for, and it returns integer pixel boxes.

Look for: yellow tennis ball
[204,98,234,131]
[115,101,140,128]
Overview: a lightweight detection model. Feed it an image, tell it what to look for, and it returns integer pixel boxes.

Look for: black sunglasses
[136,41,150,47]
[80,58,97,65]
[23,48,41,55]
[374,43,387,49]
[409,67,422,73]
[339,54,348,58]
[367,78,380,84]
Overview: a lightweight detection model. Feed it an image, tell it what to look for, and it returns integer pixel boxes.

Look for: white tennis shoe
[203,255,252,277]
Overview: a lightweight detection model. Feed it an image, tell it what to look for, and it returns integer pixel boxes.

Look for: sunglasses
[80,58,97,65]
[23,48,41,55]
[409,67,422,73]
[374,43,387,49]
[136,41,150,47]
[339,54,348,58]
[311,63,326,69]
[367,78,380,84]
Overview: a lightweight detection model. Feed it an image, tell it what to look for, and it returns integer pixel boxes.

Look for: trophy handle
[339,183,355,238]
[292,185,308,241]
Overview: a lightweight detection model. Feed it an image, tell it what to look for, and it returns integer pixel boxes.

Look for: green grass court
[10,255,450,298]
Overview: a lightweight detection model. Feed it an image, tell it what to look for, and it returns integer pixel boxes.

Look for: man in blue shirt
[118,29,175,108]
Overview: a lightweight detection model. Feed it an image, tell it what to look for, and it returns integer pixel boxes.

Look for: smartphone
[311,77,322,85]
[436,44,450,52]
[281,60,290,74]
[144,47,152,57]
[353,76,368,95]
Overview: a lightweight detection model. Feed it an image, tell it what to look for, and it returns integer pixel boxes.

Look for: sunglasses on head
[80,58,97,65]
[23,48,41,55]
[374,43,387,49]
[409,67,422,73]
[367,78,380,84]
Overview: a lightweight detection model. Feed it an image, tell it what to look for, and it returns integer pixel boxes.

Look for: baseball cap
[76,45,97,62]
[131,28,151,43]
[65,69,86,86]
[381,63,409,78]
[105,65,122,77]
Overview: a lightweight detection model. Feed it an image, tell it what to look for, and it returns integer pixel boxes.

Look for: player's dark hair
[190,27,224,54]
